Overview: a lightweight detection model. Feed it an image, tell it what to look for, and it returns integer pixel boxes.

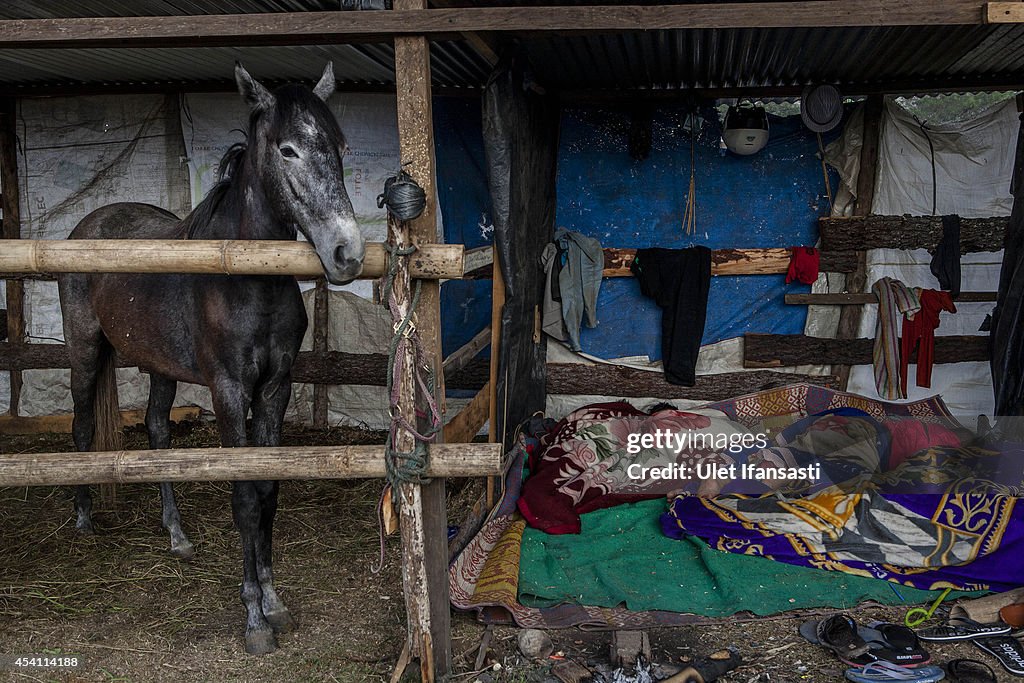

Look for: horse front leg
[211,380,277,655]
[250,374,295,634]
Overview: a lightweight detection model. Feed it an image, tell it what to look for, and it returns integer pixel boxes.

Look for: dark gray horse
[57,63,363,654]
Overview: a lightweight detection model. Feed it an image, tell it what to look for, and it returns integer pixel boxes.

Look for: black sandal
[973,635,1024,676]
[918,618,1011,643]
[817,615,870,661]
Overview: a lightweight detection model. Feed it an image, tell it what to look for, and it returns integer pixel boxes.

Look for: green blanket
[518,500,976,615]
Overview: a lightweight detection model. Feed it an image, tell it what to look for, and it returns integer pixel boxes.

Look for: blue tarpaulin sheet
[436,99,840,365]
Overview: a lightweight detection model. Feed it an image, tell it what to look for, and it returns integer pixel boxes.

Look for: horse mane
[177,142,247,239]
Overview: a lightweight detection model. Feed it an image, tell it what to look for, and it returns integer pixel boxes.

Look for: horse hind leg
[63,305,117,535]
[147,374,194,560]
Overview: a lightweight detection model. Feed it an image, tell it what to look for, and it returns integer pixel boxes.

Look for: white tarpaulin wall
[6,94,206,418]
[3,91,446,430]
[825,97,1018,421]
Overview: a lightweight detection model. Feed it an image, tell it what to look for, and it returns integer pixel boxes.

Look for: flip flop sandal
[946,659,997,683]
[844,661,946,683]
[817,614,871,661]
[973,635,1024,676]
[861,622,931,667]
[918,619,1012,643]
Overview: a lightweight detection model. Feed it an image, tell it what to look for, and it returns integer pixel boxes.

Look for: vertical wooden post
[486,244,504,509]
[391,3,452,679]
[835,94,883,390]
[312,279,329,429]
[1,97,24,416]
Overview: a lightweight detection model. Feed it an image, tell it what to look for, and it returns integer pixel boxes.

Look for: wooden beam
[429,0,501,66]
[986,2,1024,22]
[442,382,490,443]
[0,406,200,436]
[0,442,504,487]
[0,343,844,400]
[1,97,23,416]
[547,365,838,400]
[392,2,451,677]
[0,3,989,49]
[486,244,504,511]
[836,95,884,391]
[743,333,989,367]
[0,240,465,280]
[0,343,492,391]
[820,215,1008,252]
[462,245,494,276]
[854,95,884,216]
[442,325,491,376]
[785,291,998,305]
[602,247,858,276]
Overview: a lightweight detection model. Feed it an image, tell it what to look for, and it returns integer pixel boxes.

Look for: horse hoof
[76,520,96,535]
[170,541,195,561]
[266,608,296,634]
[245,628,277,655]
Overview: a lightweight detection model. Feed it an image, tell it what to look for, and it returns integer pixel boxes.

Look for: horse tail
[93,345,122,503]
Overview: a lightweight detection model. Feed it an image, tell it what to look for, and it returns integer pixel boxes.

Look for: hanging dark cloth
[631,247,712,386]
[930,214,962,297]
[991,112,1024,428]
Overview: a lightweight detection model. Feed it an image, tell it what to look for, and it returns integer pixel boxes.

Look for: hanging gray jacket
[540,228,603,351]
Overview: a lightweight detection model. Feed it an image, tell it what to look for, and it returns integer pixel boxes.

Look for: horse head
[235,62,365,285]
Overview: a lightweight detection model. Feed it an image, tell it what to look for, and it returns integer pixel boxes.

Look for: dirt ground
[1,421,1020,682]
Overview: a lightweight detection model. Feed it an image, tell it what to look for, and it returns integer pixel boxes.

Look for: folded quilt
[662,443,1024,592]
[517,401,753,534]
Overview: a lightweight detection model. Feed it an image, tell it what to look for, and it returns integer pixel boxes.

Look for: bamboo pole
[0,442,503,487]
[0,240,464,280]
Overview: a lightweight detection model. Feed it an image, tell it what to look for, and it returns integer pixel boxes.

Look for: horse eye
[279,145,299,159]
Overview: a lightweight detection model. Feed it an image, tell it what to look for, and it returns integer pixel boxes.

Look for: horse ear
[234,62,274,111]
[313,62,336,102]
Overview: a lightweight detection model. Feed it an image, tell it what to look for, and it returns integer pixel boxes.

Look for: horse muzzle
[319,240,365,286]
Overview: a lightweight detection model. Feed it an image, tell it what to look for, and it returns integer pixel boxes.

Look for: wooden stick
[442,325,491,376]
[0,240,464,280]
[443,382,490,444]
[0,442,504,487]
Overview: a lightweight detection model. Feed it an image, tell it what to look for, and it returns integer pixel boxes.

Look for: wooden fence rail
[0,442,504,487]
[0,240,464,280]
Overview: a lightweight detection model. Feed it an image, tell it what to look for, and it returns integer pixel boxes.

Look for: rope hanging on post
[377,170,427,222]
[380,241,441,492]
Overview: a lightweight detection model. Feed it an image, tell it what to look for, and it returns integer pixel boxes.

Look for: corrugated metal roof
[0,1,492,91]
[523,25,1024,93]
[0,43,491,90]
[0,3,1021,94]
